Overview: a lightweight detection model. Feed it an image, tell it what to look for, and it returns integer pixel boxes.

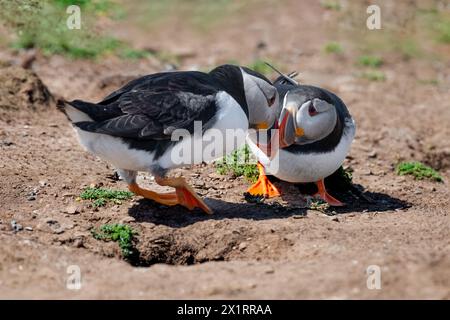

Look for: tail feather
[59,99,123,123]
[69,100,101,118]
[61,100,94,123]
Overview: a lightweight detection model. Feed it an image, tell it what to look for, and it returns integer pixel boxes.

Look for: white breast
[74,128,155,171]
[73,91,249,172]
[247,120,355,183]
[159,91,248,169]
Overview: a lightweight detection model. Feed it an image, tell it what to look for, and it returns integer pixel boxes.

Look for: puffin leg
[313,179,345,206]
[128,183,178,206]
[155,177,212,214]
[246,162,280,198]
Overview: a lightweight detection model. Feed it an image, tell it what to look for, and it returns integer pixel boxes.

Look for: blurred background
[0,1,449,91]
[1,0,448,162]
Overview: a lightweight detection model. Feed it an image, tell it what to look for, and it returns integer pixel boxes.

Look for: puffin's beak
[254,122,269,130]
[278,106,303,148]
[255,121,278,159]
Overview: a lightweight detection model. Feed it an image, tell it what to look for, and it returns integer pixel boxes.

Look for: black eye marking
[308,102,318,116]
[267,95,276,107]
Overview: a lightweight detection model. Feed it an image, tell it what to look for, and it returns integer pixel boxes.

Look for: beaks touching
[255,121,279,158]
[278,106,302,148]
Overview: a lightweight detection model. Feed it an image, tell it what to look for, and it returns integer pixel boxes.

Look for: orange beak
[278,106,304,148]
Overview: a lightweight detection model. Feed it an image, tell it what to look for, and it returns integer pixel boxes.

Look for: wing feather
[75,72,219,140]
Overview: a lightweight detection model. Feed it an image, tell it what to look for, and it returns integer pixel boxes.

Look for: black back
[209,64,249,118]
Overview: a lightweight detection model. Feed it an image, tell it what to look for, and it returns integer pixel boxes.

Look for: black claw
[244,192,266,203]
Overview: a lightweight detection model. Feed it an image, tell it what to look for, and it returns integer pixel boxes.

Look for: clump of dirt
[0,65,54,120]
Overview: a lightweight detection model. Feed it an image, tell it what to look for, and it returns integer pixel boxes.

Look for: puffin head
[239,67,280,130]
[278,88,338,148]
[209,64,280,131]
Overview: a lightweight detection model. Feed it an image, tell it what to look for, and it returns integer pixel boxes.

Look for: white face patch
[295,98,337,144]
[241,69,279,128]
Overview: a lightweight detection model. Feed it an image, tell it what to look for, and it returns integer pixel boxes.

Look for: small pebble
[264,267,275,274]
[25,227,33,231]
[11,220,23,232]
[45,219,65,234]
[73,238,84,248]
[66,205,80,214]
[368,151,377,158]
[120,216,136,223]
[53,228,65,234]
[194,181,205,188]
[238,242,248,251]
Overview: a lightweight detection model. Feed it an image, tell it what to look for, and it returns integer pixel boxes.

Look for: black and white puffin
[246,72,356,206]
[61,64,280,214]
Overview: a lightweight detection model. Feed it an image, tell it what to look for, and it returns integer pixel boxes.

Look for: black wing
[74,71,220,140]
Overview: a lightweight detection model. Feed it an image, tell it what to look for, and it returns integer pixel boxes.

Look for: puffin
[61,64,280,214]
[246,70,356,206]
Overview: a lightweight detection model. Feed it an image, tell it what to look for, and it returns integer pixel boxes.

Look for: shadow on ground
[128,183,409,228]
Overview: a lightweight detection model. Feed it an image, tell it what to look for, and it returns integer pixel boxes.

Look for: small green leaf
[91,224,138,258]
[358,55,383,68]
[323,42,343,54]
[396,161,443,182]
[215,144,259,182]
[80,187,133,207]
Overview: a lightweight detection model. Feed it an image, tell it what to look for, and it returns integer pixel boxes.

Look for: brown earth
[0,0,449,299]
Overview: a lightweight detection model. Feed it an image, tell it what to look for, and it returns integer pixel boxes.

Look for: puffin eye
[267,95,276,107]
[308,102,318,116]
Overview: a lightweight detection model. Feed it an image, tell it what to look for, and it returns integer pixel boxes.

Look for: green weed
[119,47,151,60]
[215,144,259,182]
[247,59,273,76]
[358,55,383,68]
[92,224,138,258]
[307,198,330,213]
[396,161,443,182]
[323,42,343,54]
[320,0,341,11]
[1,0,125,59]
[436,18,450,43]
[80,187,133,207]
[361,70,386,81]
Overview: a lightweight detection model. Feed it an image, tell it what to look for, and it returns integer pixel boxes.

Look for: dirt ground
[0,0,449,299]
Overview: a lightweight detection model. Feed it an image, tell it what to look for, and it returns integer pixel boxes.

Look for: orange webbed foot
[314,179,345,206]
[246,163,280,198]
[156,177,212,214]
[175,184,212,214]
[129,178,212,214]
